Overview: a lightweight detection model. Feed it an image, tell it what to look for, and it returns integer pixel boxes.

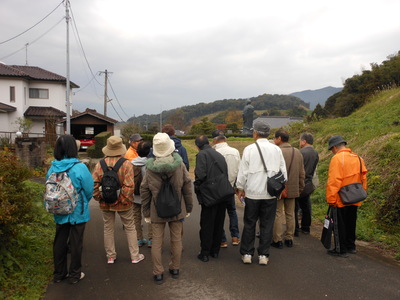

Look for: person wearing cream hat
[141,133,193,285]
[92,136,145,265]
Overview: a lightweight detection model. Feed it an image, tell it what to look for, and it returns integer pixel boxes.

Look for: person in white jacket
[236,119,287,265]
[212,129,241,247]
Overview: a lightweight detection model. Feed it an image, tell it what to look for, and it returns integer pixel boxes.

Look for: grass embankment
[183,88,400,259]
[1,180,54,300]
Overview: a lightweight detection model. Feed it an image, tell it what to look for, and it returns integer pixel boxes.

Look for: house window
[29,88,49,99]
[10,86,15,102]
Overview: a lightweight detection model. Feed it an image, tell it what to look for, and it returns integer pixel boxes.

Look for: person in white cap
[141,133,193,285]
[92,136,144,265]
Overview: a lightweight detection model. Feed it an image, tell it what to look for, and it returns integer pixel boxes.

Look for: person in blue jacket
[46,135,94,284]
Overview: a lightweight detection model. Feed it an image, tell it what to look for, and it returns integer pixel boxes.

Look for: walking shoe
[259,255,269,265]
[347,248,357,254]
[154,274,164,285]
[53,274,68,283]
[327,249,349,258]
[285,240,293,248]
[69,272,85,284]
[169,269,179,279]
[132,253,145,264]
[220,241,228,248]
[107,257,115,264]
[138,239,147,247]
[232,237,240,246]
[147,239,152,248]
[242,254,252,264]
[271,241,283,249]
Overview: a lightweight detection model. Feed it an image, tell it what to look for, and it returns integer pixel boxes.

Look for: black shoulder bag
[255,142,286,198]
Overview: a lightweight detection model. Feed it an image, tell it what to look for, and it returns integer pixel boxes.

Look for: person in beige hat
[141,133,193,284]
[92,136,144,264]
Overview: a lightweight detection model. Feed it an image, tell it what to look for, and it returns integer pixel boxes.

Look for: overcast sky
[1,0,399,121]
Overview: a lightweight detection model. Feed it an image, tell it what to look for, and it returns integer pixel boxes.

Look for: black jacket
[194,144,229,204]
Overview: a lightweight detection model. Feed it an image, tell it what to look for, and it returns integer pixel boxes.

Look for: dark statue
[242,99,254,136]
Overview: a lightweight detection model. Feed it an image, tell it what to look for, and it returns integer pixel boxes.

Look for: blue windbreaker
[46,157,94,225]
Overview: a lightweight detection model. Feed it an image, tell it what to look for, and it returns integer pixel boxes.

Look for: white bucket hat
[153,132,175,158]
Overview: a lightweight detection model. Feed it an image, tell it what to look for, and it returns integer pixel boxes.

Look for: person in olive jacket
[141,133,193,285]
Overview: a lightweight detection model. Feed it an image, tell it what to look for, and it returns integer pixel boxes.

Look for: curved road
[43,195,400,300]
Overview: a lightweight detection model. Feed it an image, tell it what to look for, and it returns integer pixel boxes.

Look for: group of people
[46,120,367,285]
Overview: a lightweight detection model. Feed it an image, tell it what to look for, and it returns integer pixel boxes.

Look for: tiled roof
[24,106,66,118]
[0,102,17,112]
[0,64,79,88]
[70,108,118,124]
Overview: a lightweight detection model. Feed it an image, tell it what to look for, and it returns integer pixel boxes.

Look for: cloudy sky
[1,0,399,121]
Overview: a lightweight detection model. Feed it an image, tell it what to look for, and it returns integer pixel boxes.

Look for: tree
[189,117,215,135]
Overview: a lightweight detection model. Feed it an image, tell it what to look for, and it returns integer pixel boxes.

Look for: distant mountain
[290,86,342,109]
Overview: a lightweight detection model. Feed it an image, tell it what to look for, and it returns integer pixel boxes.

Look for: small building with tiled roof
[62,108,118,140]
[0,63,79,144]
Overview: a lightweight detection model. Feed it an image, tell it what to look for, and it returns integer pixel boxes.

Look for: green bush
[0,151,54,299]
[87,131,111,158]
[0,151,33,245]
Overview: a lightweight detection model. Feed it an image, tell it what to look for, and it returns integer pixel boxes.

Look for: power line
[108,77,131,120]
[69,2,102,86]
[0,17,65,61]
[0,0,64,45]
[108,98,126,122]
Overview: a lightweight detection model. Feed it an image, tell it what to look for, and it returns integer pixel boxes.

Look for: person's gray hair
[300,132,314,145]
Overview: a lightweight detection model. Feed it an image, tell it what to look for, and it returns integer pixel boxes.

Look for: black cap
[328,136,347,150]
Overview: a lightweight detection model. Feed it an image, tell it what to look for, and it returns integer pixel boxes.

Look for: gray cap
[129,133,143,142]
[328,136,347,150]
[252,118,271,135]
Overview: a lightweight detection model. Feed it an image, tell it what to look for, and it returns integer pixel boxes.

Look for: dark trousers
[295,195,312,232]
[53,222,86,281]
[221,195,240,242]
[240,198,277,257]
[336,205,358,253]
[199,202,226,256]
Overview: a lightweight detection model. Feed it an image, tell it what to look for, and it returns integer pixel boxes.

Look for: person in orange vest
[326,136,368,258]
[125,133,143,162]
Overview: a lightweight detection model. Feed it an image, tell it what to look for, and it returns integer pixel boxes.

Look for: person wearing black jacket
[194,135,229,262]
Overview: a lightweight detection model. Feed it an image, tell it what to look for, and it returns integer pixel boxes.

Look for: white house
[0,63,78,140]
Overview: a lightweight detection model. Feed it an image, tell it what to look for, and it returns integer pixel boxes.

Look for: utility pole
[65,0,71,134]
[99,69,112,116]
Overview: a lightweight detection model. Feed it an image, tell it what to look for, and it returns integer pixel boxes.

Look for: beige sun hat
[102,136,127,156]
[152,132,175,158]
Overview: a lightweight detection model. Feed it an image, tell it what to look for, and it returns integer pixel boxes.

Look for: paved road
[43,196,400,300]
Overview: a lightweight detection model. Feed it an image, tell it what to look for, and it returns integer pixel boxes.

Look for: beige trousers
[151,221,183,275]
[132,203,152,240]
[102,207,140,260]
[273,198,296,242]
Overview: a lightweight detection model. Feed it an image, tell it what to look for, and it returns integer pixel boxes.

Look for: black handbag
[339,156,367,205]
[321,207,334,249]
[199,160,234,207]
[255,142,286,197]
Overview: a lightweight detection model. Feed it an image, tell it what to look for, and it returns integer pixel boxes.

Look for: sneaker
[69,272,85,284]
[259,255,269,265]
[132,253,145,264]
[220,241,228,248]
[138,239,147,247]
[147,239,152,248]
[232,237,240,246]
[242,254,252,264]
[107,257,115,264]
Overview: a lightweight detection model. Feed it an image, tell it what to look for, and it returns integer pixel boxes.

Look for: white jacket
[214,142,240,186]
[236,139,287,200]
